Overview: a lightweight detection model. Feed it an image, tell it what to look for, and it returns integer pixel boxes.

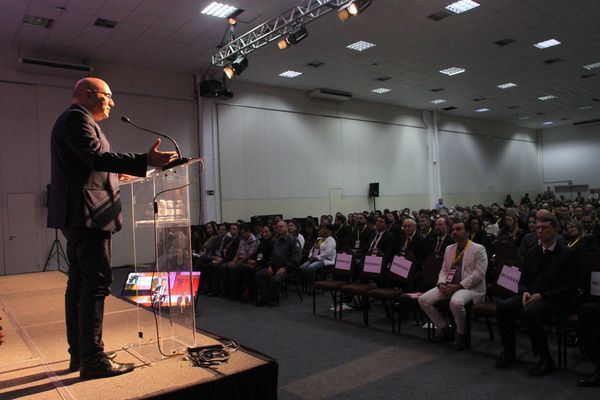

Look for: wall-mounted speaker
[369,182,379,197]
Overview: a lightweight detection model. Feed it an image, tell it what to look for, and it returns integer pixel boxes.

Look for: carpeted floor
[112,267,599,400]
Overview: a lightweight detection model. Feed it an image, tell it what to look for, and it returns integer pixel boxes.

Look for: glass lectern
[120,160,200,363]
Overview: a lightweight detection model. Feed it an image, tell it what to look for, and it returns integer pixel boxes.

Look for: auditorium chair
[312,252,353,318]
[339,255,386,325]
[365,251,416,331]
[391,253,444,333]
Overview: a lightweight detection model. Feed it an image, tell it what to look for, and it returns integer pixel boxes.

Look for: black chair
[366,251,416,331]
[312,253,353,318]
[339,254,385,325]
[392,253,443,333]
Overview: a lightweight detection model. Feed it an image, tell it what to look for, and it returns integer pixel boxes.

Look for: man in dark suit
[48,78,175,379]
[366,215,395,267]
[495,215,577,376]
[426,217,455,258]
[399,217,427,265]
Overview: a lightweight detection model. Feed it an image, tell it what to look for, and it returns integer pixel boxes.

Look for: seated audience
[400,217,427,264]
[497,213,525,246]
[223,224,258,300]
[288,219,305,249]
[467,216,486,246]
[299,223,337,282]
[255,220,302,306]
[207,223,241,296]
[333,214,352,251]
[495,215,577,376]
[427,217,455,258]
[418,219,488,350]
[197,223,227,294]
[241,226,274,302]
[483,212,500,237]
[418,215,435,240]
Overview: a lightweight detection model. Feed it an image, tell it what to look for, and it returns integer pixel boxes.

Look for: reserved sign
[391,255,412,279]
[363,255,383,274]
[497,265,521,294]
[335,253,352,271]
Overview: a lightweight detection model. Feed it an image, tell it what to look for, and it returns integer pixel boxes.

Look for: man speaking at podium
[48,78,176,379]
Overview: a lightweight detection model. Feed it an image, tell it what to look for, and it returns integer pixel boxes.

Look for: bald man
[48,78,176,379]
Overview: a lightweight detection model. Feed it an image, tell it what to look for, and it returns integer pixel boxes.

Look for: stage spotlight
[338,0,372,21]
[224,55,248,79]
[277,26,308,49]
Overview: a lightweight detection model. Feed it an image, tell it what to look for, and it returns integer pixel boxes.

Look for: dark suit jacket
[426,234,455,258]
[519,242,578,305]
[399,233,427,265]
[365,230,395,266]
[48,104,147,232]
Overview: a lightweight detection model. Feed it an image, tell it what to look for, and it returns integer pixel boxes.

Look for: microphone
[121,116,190,170]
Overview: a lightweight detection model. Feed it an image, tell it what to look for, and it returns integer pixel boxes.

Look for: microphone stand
[121,116,190,170]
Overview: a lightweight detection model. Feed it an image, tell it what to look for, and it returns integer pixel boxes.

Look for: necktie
[370,233,381,251]
[435,237,442,254]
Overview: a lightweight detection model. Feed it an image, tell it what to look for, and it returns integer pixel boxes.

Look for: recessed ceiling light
[22,14,54,29]
[542,121,554,125]
[538,95,557,101]
[439,67,465,76]
[445,0,480,14]
[431,99,447,104]
[346,41,376,51]
[583,61,600,70]
[497,82,517,89]
[579,105,593,110]
[201,2,239,18]
[533,39,561,49]
[279,70,303,78]
[371,88,391,94]
[475,108,490,112]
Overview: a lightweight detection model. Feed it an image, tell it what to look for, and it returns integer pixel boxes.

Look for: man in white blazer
[418,219,488,350]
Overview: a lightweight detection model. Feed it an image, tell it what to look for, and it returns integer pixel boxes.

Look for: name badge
[446,268,456,283]
[354,240,360,249]
[256,253,263,261]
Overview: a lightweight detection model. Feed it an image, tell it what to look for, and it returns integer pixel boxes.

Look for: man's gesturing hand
[147,138,177,168]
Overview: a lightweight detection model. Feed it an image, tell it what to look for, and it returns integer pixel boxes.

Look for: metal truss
[211,0,352,66]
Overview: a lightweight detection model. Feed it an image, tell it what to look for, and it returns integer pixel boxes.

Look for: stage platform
[0,272,278,400]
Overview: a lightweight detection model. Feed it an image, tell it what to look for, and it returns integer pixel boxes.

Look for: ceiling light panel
[371,88,391,94]
[533,39,561,49]
[583,61,600,70]
[346,41,376,51]
[439,67,465,76]
[538,95,557,101]
[431,99,447,104]
[279,70,303,78]
[201,2,238,18]
[475,108,490,112]
[542,121,554,125]
[497,82,517,89]
[445,0,480,14]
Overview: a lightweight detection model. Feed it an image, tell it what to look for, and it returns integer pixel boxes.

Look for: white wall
[437,115,539,206]
[541,123,600,190]
[0,48,199,274]
[213,82,540,221]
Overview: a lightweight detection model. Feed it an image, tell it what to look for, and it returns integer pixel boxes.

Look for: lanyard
[355,225,366,240]
[567,238,580,248]
[453,240,471,265]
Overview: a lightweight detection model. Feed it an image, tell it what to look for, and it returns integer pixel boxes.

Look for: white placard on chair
[363,255,383,274]
[591,271,600,297]
[335,253,352,271]
[497,265,521,294]
[391,255,412,279]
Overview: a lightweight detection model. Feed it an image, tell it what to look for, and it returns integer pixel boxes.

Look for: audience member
[418,219,488,350]
[223,224,258,300]
[207,223,241,296]
[241,226,274,302]
[299,223,337,283]
[495,215,577,376]
[288,219,305,249]
[255,220,302,306]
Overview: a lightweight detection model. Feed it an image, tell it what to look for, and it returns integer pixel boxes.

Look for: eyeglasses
[89,90,113,99]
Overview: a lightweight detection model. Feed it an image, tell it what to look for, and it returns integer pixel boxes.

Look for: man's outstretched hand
[147,138,177,168]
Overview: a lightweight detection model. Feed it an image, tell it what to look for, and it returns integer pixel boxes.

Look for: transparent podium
[120,160,200,364]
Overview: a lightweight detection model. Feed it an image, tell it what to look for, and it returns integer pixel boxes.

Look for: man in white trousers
[418,219,488,350]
